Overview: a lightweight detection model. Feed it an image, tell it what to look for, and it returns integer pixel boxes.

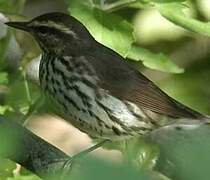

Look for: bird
[5,12,207,148]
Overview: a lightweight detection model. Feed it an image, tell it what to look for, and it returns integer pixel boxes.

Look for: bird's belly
[45,80,152,140]
[40,58,152,140]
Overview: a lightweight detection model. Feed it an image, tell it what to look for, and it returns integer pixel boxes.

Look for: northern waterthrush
[6,12,206,141]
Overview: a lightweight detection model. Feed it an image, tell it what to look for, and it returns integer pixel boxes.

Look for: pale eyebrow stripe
[30,20,78,38]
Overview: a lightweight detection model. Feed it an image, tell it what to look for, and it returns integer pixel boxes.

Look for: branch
[0,116,70,178]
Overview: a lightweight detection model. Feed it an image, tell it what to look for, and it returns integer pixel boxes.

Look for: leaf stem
[99,0,138,12]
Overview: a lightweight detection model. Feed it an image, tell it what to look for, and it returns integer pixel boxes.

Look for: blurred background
[19,0,210,114]
[0,0,210,179]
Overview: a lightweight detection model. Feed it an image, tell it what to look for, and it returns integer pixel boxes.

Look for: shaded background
[23,0,210,114]
[0,0,210,179]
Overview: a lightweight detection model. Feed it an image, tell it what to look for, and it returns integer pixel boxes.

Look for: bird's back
[85,43,205,120]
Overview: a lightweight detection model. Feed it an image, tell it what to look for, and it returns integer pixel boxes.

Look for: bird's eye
[38,26,48,35]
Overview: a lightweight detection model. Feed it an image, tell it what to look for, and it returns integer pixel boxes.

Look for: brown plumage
[86,44,203,119]
[5,12,205,140]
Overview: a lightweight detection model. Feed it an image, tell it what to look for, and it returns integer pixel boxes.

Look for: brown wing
[85,45,203,119]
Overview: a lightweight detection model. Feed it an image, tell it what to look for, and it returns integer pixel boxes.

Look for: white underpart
[99,95,147,128]
[125,101,147,119]
[42,56,149,139]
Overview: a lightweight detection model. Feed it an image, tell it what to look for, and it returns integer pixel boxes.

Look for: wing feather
[84,45,203,119]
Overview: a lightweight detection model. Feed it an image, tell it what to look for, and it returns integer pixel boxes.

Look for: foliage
[66,0,185,73]
[0,0,210,179]
[157,2,210,36]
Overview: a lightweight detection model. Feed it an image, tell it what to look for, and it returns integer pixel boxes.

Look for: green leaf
[65,0,134,57]
[0,72,8,84]
[157,2,210,37]
[127,45,184,73]
[140,0,186,3]
[6,80,29,115]
[65,0,185,73]
[65,0,183,73]
[0,105,13,114]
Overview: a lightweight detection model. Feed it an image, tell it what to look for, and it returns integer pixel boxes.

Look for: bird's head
[6,12,94,55]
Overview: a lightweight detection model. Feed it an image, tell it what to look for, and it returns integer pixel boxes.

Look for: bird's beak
[5,21,30,32]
